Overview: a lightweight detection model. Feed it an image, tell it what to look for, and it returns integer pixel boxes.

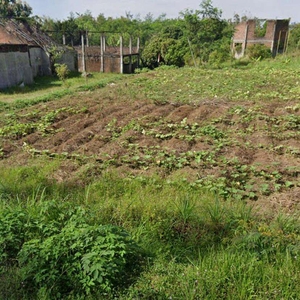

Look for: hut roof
[0,18,57,49]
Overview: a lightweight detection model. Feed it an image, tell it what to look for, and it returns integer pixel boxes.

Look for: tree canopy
[39,1,235,68]
[0,0,32,18]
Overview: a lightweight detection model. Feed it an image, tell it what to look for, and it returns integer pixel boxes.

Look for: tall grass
[1,166,300,299]
[125,249,300,300]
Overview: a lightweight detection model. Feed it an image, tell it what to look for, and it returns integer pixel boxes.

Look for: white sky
[25,0,299,23]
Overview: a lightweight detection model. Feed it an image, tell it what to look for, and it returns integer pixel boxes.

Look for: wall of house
[0,45,33,89]
[57,51,77,72]
[0,45,78,89]
[29,47,51,76]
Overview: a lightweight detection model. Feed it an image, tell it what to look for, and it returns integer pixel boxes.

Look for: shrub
[208,49,230,67]
[0,195,146,298]
[0,209,30,269]
[246,44,272,60]
[18,221,145,298]
[54,63,70,82]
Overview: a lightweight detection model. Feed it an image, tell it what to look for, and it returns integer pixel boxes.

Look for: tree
[199,0,222,20]
[141,22,186,68]
[179,1,232,65]
[0,0,32,18]
[40,13,81,46]
[288,23,300,50]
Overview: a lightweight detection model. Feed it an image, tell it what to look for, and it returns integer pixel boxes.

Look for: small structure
[76,34,140,74]
[0,19,77,89]
[232,19,290,58]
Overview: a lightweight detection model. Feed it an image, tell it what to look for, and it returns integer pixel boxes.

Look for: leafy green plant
[0,209,30,270]
[54,63,70,82]
[18,222,144,298]
[0,190,146,299]
[246,44,272,60]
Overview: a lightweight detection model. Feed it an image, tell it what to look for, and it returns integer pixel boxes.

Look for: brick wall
[76,46,139,73]
[232,19,290,57]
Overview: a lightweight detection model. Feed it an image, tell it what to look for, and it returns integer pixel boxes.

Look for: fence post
[129,36,132,73]
[86,30,89,47]
[120,35,123,74]
[137,37,140,68]
[81,32,86,73]
[100,34,104,72]
[243,24,249,57]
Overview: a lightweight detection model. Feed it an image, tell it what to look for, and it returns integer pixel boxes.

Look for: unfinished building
[76,35,140,74]
[232,19,290,58]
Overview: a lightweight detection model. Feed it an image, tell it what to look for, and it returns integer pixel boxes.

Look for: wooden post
[120,36,123,74]
[86,31,89,47]
[100,34,104,72]
[129,36,132,73]
[81,32,86,73]
[271,20,277,55]
[276,30,282,55]
[243,24,249,57]
[129,36,132,53]
[137,37,140,68]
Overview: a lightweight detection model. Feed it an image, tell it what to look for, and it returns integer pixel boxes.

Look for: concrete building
[232,19,290,58]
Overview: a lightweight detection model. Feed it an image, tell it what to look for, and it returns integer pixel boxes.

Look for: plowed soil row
[1,84,299,212]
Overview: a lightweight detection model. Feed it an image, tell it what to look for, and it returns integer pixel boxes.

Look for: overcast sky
[25,0,299,23]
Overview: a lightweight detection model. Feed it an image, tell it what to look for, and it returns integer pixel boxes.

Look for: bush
[18,221,145,298]
[0,209,30,269]
[246,44,272,60]
[54,63,70,82]
[208,49,230,67]
[0,196,146,299]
